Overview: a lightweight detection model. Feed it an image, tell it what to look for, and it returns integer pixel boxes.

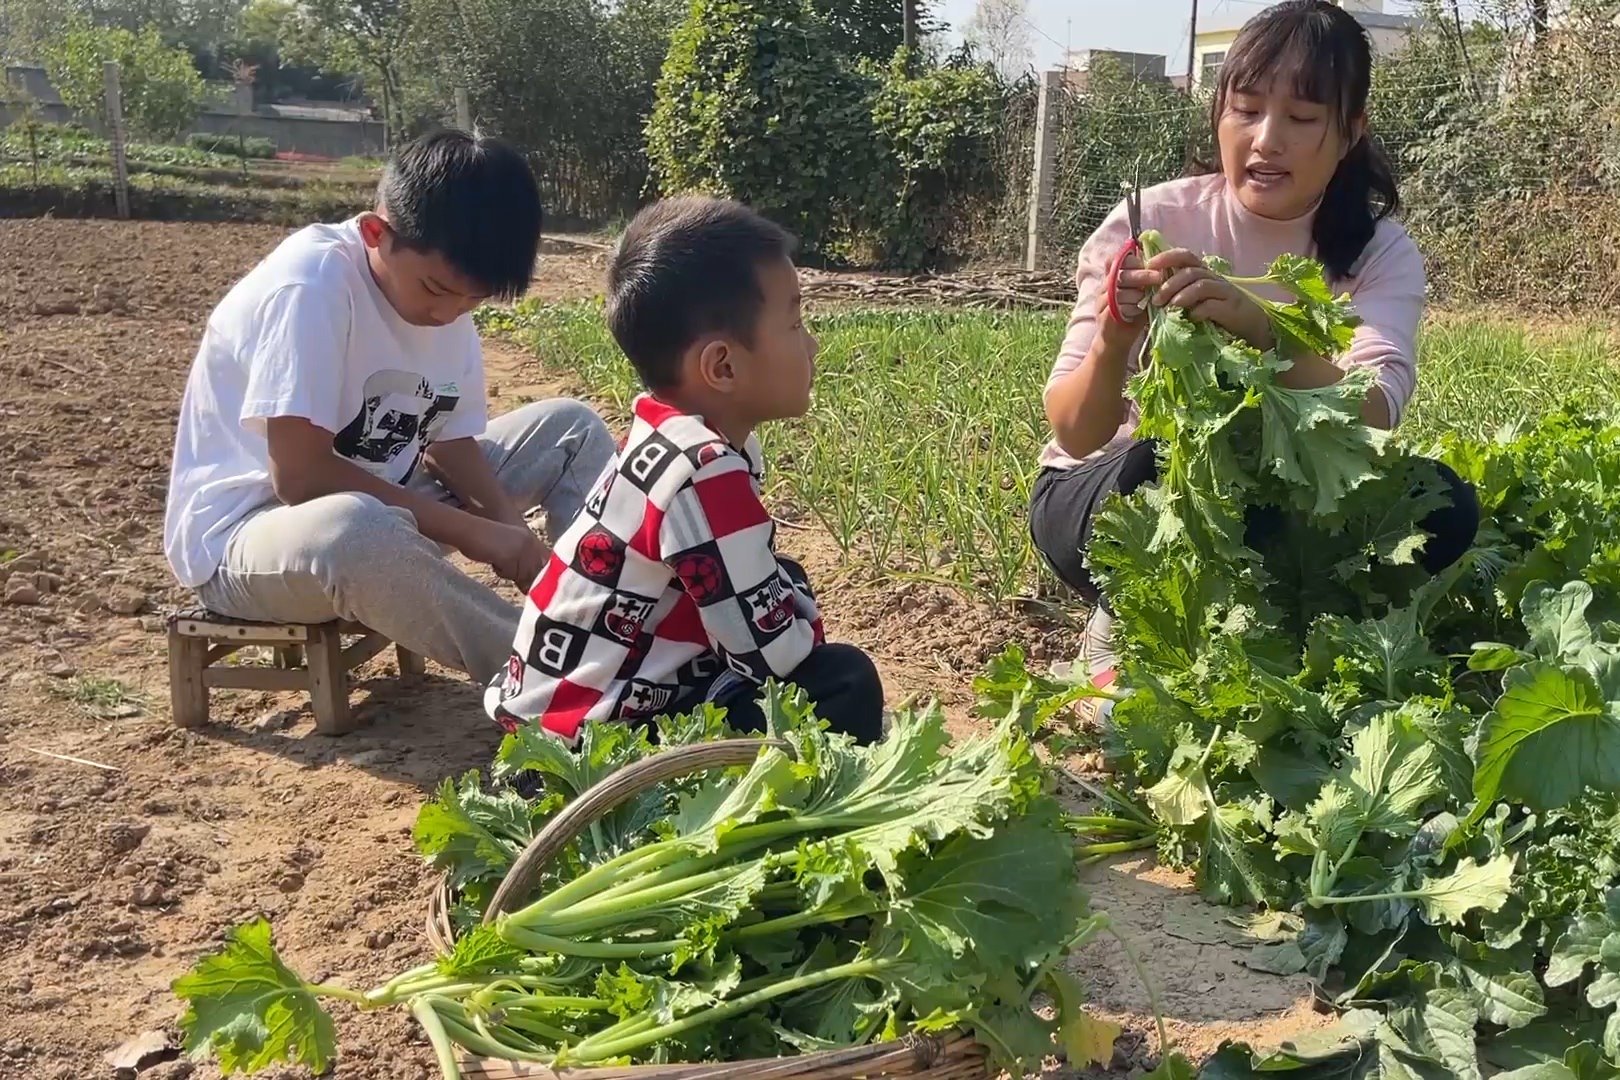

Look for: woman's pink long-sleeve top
[1040,173,1427,471]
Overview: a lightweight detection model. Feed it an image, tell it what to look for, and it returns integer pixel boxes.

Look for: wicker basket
[422,739,991,1080]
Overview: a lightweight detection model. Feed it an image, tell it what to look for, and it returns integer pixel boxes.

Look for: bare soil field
[0,219,1319,1080]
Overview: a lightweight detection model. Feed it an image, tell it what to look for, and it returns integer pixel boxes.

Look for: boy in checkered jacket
[485,196,885,746]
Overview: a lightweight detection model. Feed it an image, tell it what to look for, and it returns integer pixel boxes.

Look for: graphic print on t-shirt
[333,369,460,482]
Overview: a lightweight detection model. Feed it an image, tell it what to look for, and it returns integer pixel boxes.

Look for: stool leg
[274,644,305,670]
[168,629,210,729]
[307,624,354,735]
[396,644,426,684]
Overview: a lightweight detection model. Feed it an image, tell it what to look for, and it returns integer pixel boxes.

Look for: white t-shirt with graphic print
[163,219,487,588]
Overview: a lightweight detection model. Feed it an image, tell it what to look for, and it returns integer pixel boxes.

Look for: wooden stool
[166,608,426,734]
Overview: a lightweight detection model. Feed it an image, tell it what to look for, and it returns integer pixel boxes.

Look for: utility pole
[1186,0,1199,89]
[902,0,918,51]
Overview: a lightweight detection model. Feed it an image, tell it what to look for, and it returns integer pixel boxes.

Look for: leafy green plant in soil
[994,229,1620,1075]
[172,686,1120,1077]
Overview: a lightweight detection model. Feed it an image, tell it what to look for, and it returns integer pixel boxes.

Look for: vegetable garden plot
[993,229,1620,1077]
[159,228,1620,1077]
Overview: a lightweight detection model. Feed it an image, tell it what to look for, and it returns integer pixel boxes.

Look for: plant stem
[564,959,890,1064]
[1309,885,1428,909]
[310,982,369,1006]
[500,923,682,960]
[1023,913,1109,1005]
[1066,815,1155,833]
[1105,922,1170,1058]
[534,864,749,935]
[411,996,467,1080]
[434,1005,549,1062]
[1076,837,1156,858]
[728,899,884,942]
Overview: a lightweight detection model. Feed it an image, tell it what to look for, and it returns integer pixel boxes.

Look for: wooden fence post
[102,61,131,219]
[454,87,472,132]
[1025,70,1062,272]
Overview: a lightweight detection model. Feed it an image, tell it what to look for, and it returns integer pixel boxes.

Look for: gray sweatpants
[195,399,615,684]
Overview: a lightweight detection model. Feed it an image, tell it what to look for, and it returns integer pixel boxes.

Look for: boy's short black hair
[606,196,796,391]
[378,129,542,300]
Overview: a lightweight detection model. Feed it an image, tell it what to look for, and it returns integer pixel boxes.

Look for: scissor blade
[1123,187,1142,241]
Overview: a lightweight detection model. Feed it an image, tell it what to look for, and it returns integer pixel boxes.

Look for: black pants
[1028,438,1482,613]
[713,642,886,746]
[713,558,883,744]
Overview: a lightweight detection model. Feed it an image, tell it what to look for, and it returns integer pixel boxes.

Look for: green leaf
[1048,971,1120,1068]
[1199,797,1288,907]
[594,954,740,1025]
[971,643,1096,735]
[1546,902,1615,987]
[1484,1019,1617,1072]
[1309,708,1446,859]
[1381,984,1482,1080]
[1438,933,1546,1029]
[1469,643,1531,672]
[1198,1012,1381,1077]
[885,813,1077,978]
[1146,758,1209,826]
[172,919,337,1075]
[412,771,539,888]
[436,923,526,977]
[1258,371,1390,518]
[1305,605,1446,705]
[1472,661,1620,814]
[1523,580,1599,662]
[1409,853,1515,925]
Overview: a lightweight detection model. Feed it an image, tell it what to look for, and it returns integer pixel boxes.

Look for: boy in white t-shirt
[163,129,614,683]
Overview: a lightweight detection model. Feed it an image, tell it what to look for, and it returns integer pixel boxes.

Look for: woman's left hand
[1148,249,1276,351]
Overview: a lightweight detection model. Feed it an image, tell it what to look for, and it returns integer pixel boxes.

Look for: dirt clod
[105,821,151,855]
[131,884,168,908]
[4,581,41,606]
[103,587,151,616]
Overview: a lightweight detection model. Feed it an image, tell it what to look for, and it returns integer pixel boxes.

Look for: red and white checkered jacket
[485,394,825,743]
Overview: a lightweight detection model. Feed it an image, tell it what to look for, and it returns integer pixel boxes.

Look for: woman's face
[1217,74,1362,220]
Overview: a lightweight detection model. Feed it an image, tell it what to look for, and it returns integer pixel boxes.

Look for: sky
[931,0,1440,77]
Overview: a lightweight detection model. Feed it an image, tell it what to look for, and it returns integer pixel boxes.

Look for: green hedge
[187,132,278,159]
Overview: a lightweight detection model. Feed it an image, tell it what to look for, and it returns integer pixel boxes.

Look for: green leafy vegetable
[173,919,346,1074]
[172,684,1123,1077]
[1010,234,1620,1076]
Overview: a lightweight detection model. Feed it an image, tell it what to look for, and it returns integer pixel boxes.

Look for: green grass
[481,301,1618,602]
[1403,312,1619,444]
[50,675,144,719]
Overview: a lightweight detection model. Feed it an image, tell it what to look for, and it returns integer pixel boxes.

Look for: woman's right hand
[1099,249,1157,343]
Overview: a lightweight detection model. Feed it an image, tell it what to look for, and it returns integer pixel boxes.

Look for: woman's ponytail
[1313,134,1400,280]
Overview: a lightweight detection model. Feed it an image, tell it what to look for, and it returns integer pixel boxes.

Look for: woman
[1029,0,1480,701]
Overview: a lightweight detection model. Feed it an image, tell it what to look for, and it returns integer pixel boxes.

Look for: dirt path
[0,219,1318,1080]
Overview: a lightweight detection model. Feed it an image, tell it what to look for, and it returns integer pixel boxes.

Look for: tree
[808,0,939,62]
[293,0,412,143]
[647,0,882,253]
[217,0,358,104]
[962,0,1031,81]
[411,0,682,221]
[2,0,69,62]
[42,22,206,139]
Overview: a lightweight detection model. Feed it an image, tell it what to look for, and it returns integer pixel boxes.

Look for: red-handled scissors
[1104,161,1144,325]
